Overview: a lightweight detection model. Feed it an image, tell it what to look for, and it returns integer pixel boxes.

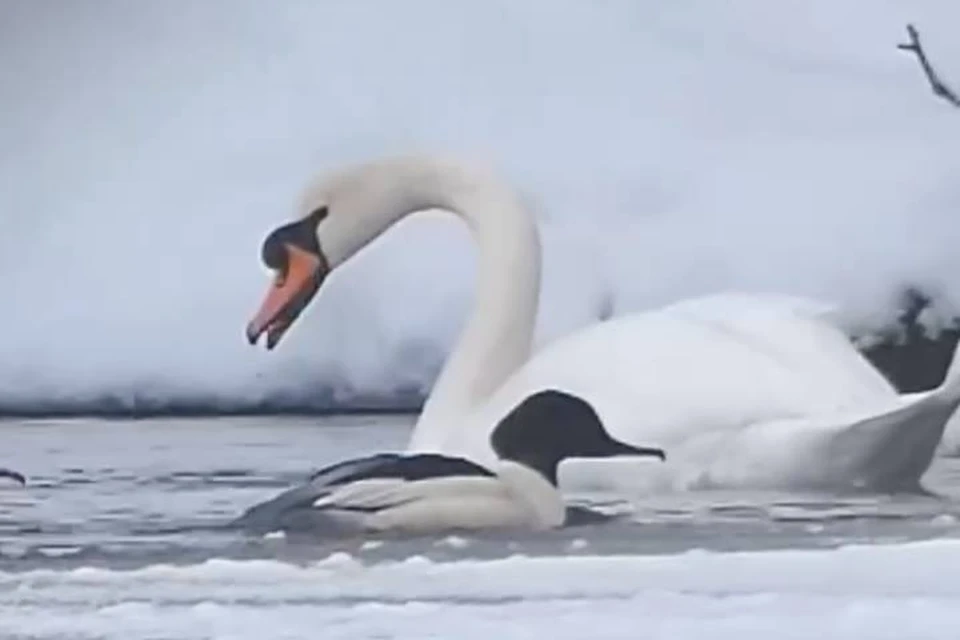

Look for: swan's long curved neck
[406,169,541,452]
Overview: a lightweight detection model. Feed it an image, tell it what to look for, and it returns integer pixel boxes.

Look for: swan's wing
[826,387,960,490]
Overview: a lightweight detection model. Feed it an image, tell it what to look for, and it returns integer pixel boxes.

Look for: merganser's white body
[235,391,665,536]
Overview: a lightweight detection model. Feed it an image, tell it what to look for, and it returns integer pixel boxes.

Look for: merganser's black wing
[234,453,493,534]
[0,468,25,486]
[310,453,493,486]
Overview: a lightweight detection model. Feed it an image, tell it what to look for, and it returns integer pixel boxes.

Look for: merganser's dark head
[490,389,666,486]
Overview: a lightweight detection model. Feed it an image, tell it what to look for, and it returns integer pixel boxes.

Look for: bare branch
[897,23,960,108]
[595,290,615,322]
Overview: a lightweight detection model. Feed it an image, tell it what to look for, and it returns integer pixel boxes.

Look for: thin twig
[897,23,960,108]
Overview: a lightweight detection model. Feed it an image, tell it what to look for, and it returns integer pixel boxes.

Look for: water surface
[3,415,960,570]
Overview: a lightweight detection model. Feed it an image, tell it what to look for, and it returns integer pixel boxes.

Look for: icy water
[5,415,960,639]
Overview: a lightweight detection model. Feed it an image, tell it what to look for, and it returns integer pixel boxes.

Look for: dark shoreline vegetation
[1,288,957,420]
[857,288,960,393]
[0,390,424,419]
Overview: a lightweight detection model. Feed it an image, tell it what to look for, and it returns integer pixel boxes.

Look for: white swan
[246,154,960,493]
[233,390,665,536]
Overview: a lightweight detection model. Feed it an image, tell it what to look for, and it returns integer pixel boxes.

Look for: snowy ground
[6,540,960,640]
[4,0,960,412]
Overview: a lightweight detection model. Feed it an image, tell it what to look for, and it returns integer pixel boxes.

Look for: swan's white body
[291,155,960,493]
[437,294,960,492]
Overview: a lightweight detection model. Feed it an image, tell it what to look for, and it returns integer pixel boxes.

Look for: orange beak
[246,244,328,350]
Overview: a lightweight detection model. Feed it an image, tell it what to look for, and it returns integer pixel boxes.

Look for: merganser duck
[234,389,665,536]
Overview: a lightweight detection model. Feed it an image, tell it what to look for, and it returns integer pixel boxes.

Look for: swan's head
[491,389,666,485]
[245,206,331,349]
[246,158,432,349]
